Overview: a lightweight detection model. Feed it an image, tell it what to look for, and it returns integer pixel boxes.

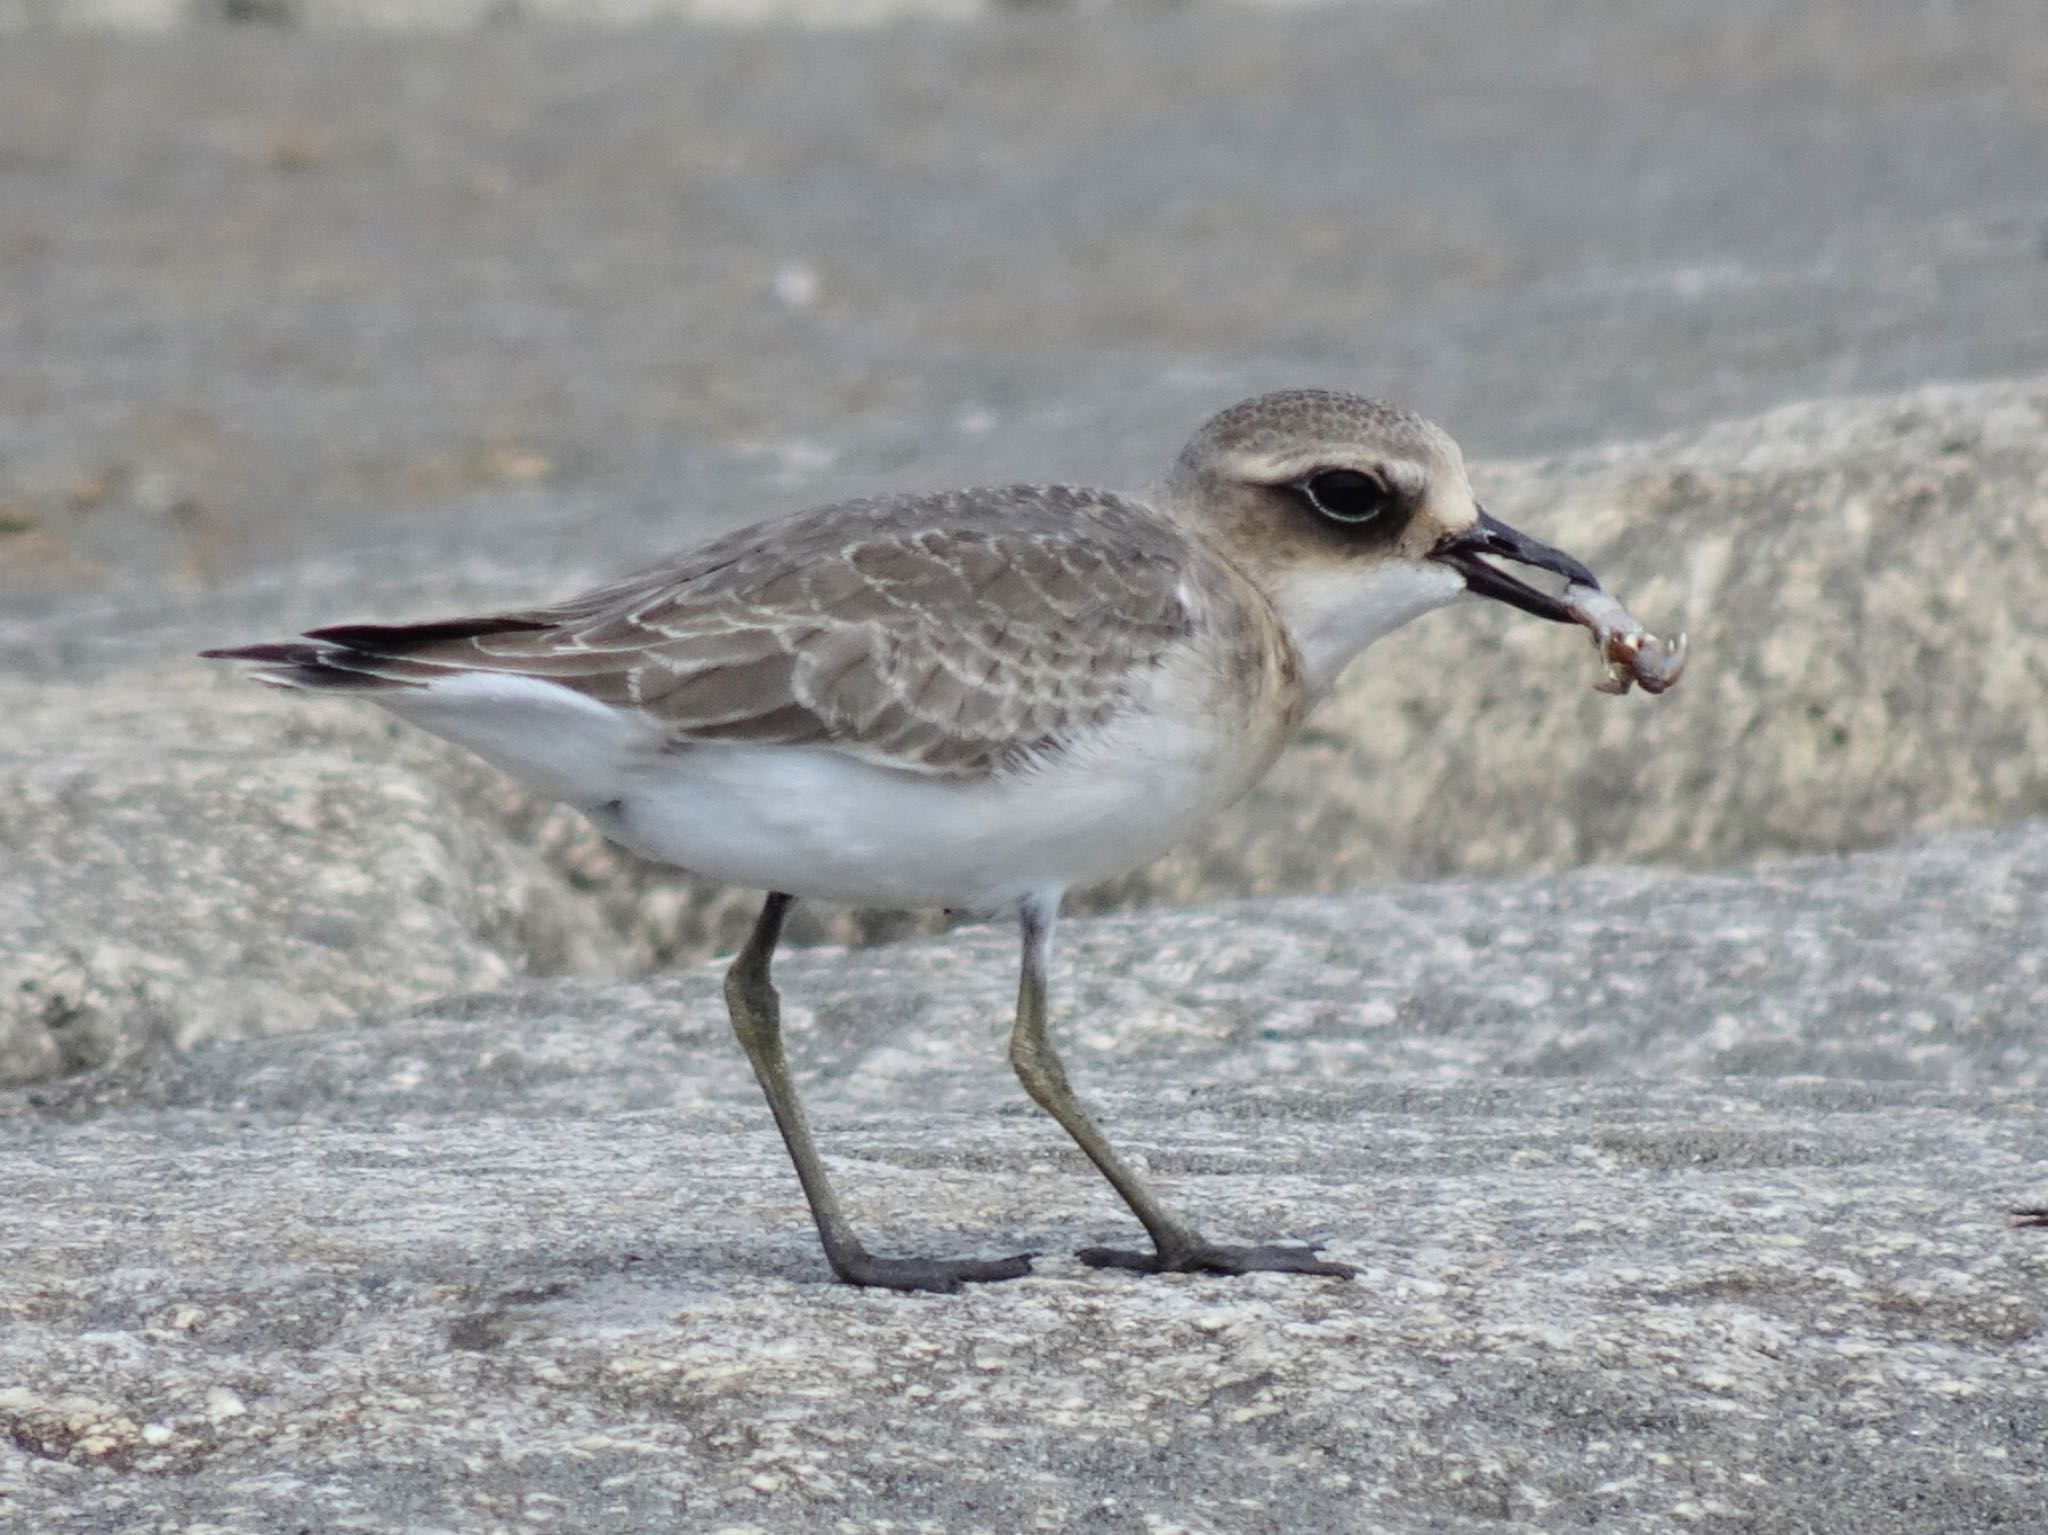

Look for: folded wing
[205,487,1196,779]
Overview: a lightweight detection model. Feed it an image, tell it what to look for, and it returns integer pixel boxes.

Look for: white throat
[1264,560,1467,696]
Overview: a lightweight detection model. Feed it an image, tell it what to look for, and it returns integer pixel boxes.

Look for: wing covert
[398,488,1199,777]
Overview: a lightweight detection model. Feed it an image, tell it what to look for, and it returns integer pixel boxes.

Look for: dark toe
[834,1251,1036,1293]
[1077,1240,1353,1280]
[1076,1245,1165,1273]
[1206,1243,1355,1278]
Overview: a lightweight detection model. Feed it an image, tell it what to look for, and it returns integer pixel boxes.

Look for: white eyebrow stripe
[1379,458,1430,499]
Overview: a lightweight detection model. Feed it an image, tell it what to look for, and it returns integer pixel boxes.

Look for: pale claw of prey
[1563,582,1688,696]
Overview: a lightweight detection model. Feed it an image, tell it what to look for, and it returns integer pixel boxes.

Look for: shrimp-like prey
[1563,582,1688,696]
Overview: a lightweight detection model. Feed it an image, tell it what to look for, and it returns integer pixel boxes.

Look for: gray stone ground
[5,827,2047,1533]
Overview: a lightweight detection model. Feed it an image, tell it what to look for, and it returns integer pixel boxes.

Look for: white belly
[603,728,1227,910]
[377,673,1256,910]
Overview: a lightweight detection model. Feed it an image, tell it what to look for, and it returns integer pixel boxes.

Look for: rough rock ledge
[5,823,2044,1533]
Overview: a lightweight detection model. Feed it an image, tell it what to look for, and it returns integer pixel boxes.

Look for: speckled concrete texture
[0,676,623,1086]
[5,826,2045,1532]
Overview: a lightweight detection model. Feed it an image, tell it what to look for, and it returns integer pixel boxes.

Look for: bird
[205,388,1661,1293]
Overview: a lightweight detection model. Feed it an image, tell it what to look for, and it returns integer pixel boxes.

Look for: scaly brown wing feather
[267,486,1199,778]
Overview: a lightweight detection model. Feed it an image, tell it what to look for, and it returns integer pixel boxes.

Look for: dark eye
[1300,468,1395,525]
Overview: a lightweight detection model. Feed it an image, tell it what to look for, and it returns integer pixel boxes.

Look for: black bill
[1429,508,1600,623]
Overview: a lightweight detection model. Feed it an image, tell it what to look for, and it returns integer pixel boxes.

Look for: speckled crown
[1173,390,1462,486]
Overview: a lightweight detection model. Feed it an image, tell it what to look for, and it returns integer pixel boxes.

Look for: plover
[205,389,1683,1292]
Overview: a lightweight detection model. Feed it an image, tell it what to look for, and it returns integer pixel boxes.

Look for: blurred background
[2,0,2044,649]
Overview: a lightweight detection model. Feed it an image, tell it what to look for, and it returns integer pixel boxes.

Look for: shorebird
[205,389,1681,1292]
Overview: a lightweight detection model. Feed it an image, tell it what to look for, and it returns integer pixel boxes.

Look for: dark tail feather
[203,614,549,692]
[198,640,417,691]
[198,642,322,665]
[303,616,547,651]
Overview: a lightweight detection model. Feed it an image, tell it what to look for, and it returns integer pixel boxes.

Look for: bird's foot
[829,1248,1035,1294]
[1077,1237,1354,1279]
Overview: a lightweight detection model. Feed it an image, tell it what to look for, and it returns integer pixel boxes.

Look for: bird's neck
[1259,560,1468,698]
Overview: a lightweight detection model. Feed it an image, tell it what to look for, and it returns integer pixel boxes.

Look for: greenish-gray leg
[1007,892,1354,1279]
[723,891,1032,1293]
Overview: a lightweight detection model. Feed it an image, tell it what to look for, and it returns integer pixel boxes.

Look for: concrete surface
[5,825,2046,1533]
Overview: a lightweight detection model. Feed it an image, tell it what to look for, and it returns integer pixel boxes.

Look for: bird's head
[1169,389,1611,695]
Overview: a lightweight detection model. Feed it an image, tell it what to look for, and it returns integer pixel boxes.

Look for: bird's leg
[1008,893,1354,1280]
[723,891,1033,1293]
